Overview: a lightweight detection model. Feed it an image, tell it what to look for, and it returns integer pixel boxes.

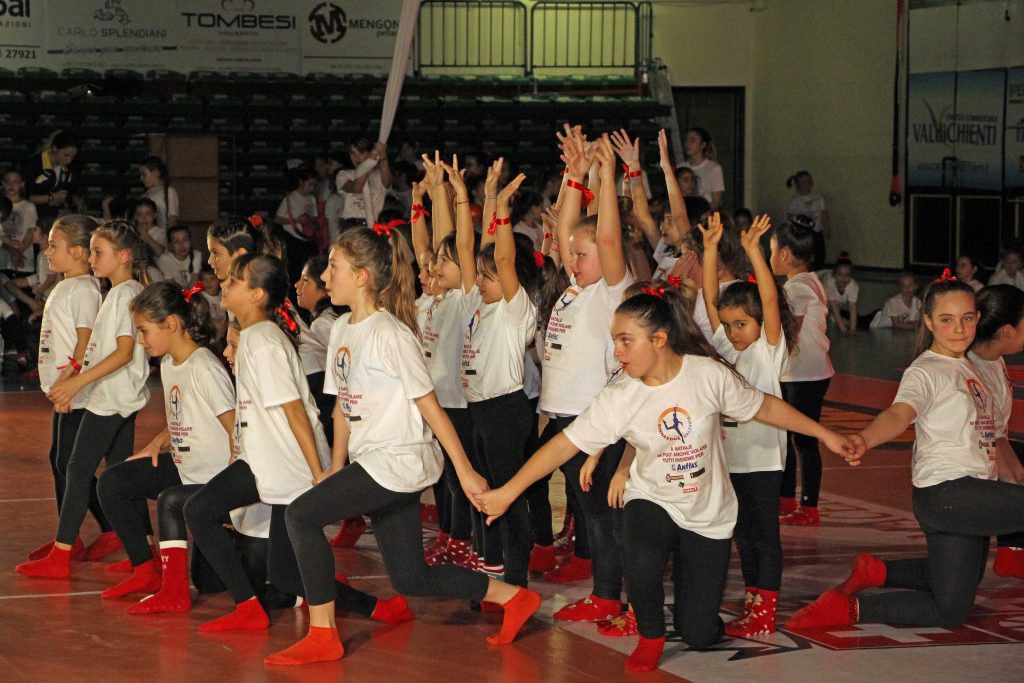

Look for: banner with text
[1007,67,1024,188]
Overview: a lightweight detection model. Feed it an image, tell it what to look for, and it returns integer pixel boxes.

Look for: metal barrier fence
[415,0,652,75]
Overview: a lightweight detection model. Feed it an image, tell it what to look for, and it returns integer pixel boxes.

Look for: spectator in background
[786,171,829,269]
[275,166,324,285]
[336,137,391,229]
[1,167,38,279]
[988,242,1024,290]
[955,253,985,292]
[24,131,83,232]
[139,156,179,232]
[681,127,724,210]
[870,272,922,330]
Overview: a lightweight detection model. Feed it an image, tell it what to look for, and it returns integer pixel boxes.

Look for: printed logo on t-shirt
[169,385,183,422]
[333,346,352,384]
[553,287,580,313]
[466,309,481,343]
[658,406,693,443]
[966,378,987,410]
[606,366,624,385]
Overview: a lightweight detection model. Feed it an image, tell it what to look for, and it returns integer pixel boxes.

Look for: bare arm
[410,180,431,265]
[415,391,488,499]
[741,215,781,345]
[480,157,503,248]
[592,135,628,286]
[47,335,135,406]
[330,400,350,471]
[281,398,324,480]
[494,173,528,302]
[842,402,917,466]
[699,215,723,332]
[659,129,691,237]
[441,159,476,292]
[555,124,593,279]
[753,395,848,454]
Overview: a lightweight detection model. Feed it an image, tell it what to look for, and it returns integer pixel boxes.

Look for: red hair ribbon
[565,179,595,208]
[248,214,263,228]
[372,219,405,238]
[488,213,512,235]
[533,251,545,268]
[642,285,665,298]
[621,164,642,178]
[182,281,205,303]
[410,203,429,223]
[747,274,757,284]
[275,302,298,334]
[665,275,683,289]
[934,267,956,283]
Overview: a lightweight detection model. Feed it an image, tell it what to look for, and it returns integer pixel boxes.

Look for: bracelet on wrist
[66,356,82,373]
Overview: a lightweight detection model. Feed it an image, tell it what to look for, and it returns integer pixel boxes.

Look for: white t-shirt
[782,272,834,382]
[156,250,202,288]
[681,159,725,204]
[564,356,764,538]
[420,291,468,410]
[968,352,1011,438]
[713,326,787,473]
[336,166,386,225]
[895,351,998,488]
[693,279,739,343]
[461,285,537,403]
[146,225,167,250]
[541,274,633,416]
[1,199,37,272]
[870,295,922,328]
[160,348,236,486]
[325,311,443,493]
[84,280,151,417]
[275,190,319,242]
[202,290,226,326]
[38,275,102,403]
[652,254,679,282]
[988,269,1024,290]
[144,185,180,229]
[234,321,330,505]
[820,272,859,306]
[324,193,344,245]
[787,192,827,233]
[297,309,337,376]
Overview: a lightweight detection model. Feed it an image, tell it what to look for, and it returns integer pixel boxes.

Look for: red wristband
[621,164,642,178]
[488,213,512,235]
[67,356,82,373]
[411,203,429,223]
[565,179,595,208]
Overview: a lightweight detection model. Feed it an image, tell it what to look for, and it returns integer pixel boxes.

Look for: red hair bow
[372,219,405,238]
[182,281,205,303]
[642,285,665,298]
[248,214,263,228]
[934,267,957,283]
[533,251,545,268]
[747,274,757,284]
[665,275,683,289]
[275,301,298,334]
[411,203,429,223]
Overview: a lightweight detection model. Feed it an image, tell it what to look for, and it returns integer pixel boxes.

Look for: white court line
[0,590,102,600]
[0,498,51,503]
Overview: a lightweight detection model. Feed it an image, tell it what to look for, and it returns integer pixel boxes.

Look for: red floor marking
[794,622,1012,649]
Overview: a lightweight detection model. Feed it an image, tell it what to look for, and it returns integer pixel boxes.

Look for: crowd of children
[9,123,1024,674]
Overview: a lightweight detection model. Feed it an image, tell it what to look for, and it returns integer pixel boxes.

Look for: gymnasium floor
[1,328,1023,682]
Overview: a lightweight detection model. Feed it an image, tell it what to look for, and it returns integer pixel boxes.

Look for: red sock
[83,531,123,561]
[264,626,344,666]
[486,588,542,645]
[198,598,269,632]
[836,552,887,594]
[106,544,158,574]
[371,595,415,624]
[101,559,162,599]
[625,636,665,672]
[15,545,71,578]
[334,571,350,586]
[129,546,191,614]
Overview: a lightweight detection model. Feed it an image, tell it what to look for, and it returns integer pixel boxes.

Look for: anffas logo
[169,385,182,421]
[0,0,31,18]
[94,0,129,24]
[966,378,987,410]
[309,2,346,44]
[657,406,692,442]
[553,287,579,312]
[334,347,352,384]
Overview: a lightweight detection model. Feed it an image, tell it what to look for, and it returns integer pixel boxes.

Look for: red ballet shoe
[128,547,191,614]
[106,545,158,574]
[28,537,85,561]
[625,636,665,672]
[779,506,820,526]
[329,517,367,548]
[264,626,344,666]
[486,588,541,645]
[15,545,71,578]
[371,595,414,624]
[836,552,887,594]
[785,589,858,629]
[83,531,123,561]
[553,594,621,622]
[725,589,778,637]
[543,556,591,583]
[101,559,162,599]
[994,546,1024,579]
[598,608,638,637]
[198,598,269,632]
[528,544,556,573]
[778,497,798,516]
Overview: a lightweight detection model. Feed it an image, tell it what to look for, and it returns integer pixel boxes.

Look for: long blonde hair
[93,220,151,285]
[336,227,418,336]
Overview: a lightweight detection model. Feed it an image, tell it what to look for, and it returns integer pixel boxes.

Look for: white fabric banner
[378,0,420,144]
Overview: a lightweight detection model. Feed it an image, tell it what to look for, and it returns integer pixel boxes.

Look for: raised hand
[658,128,674,172]
[557,125,593,179]
[411,180,426,204]
[484,157,504,197]
[697,211,724,248]
[740,214,772,252]
[421,150,444,188]
[496,172,527,206]
[610,129,640,165]
[593,134,617,180]
[440,155,468,197]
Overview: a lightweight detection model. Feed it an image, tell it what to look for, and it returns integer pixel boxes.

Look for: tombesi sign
[180,11,295,30]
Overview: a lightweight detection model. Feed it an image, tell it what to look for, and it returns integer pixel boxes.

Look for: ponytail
[337,226,419,337]
[208,214,272,257]
[129,280,215,348]
[228,253,299,348]
[94,219,151,285]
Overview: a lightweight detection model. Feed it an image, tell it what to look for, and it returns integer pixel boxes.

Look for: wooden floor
[1,328,1023,682]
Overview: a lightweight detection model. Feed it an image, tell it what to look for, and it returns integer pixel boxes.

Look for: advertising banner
[300,0,403,76]
[1006,67,1024,188]
[0,0,45,71]
[907,71,956,187]
[174,0,301,73]
[44,0,179,71]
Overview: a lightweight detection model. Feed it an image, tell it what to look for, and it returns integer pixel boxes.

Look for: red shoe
[553,594,621,622]
[598,608,638,636]
[28,537,85,561]
[785,589,858,629]
[994,546,1024,579]
[836,552,887,594]
[371,595,415,624]
[329,517,367,548]
[107,545,157,573]
[83,531,123,561]
[128,547,191,615]
[442,538,474,568]
[726,589,778,637]
[778,497,798,516]
[543,556,592,583]
[625,636,665,673]
[420,504,438,525]
[335,571,350,586]
[424,531,450,565]
[528,544,556,573]
[101,559,162,599]
[15,545,71,578]
[780,506,820,526]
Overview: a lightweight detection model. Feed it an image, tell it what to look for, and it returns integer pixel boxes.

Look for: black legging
[542,415,624,598]
[48,409,111,532]
[97,454,183,566]
[441,407,474,541]
[780,378,830,507]
[730,470,783,591]
[56,411,137,545]
[285,462,490,605]
[624,499,731,647]
[523,398,553,547]
[468,390,534,587]
[307,371,333,445]
[859,476,1024,627]
[998,443,1024,549]
[184,460,376,616]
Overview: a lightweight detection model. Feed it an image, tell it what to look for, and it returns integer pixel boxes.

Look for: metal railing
[415,0,652,76]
